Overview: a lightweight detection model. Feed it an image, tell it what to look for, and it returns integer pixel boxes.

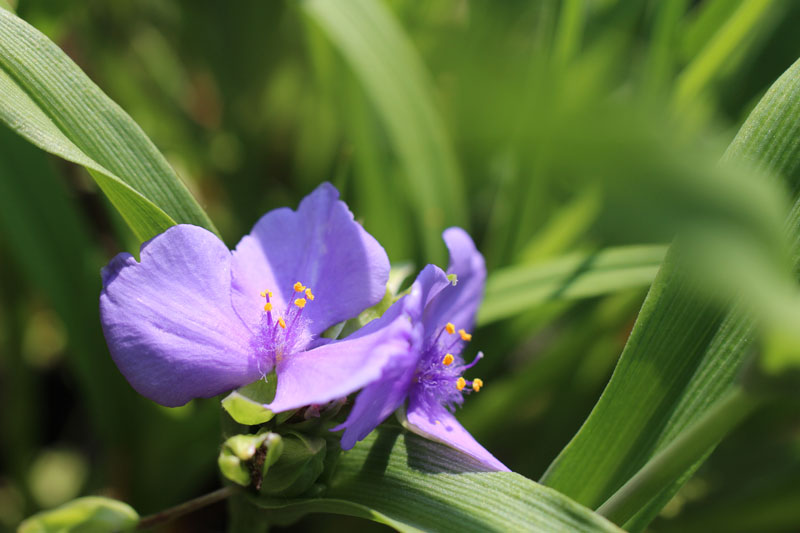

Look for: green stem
[596,385,764,525]
[137,486,236,530]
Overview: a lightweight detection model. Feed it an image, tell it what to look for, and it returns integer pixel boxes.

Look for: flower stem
[137,486,236,530]
[596,385,764,525]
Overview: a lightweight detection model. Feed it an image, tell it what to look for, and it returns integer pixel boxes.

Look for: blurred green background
[1,0,799,531]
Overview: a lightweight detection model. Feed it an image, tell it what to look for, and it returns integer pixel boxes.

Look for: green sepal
[260,432,326,498]
[218,432,283,487]
[17,496,139,533]
[221,374,276,426]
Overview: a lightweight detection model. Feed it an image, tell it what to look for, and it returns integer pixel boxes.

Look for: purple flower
[334,228,509,471]
[100,183,406,408]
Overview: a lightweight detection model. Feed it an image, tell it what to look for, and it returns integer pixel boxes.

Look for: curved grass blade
[618,55,800,531]
[0,8,216,241]
[303,0,466,260]
[479,245,666,326]
[253,426,623,533]
[673,0,782,110]
[540,57,800,529]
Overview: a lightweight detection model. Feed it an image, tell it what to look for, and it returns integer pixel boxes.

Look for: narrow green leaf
[18,496,139,533]
[540,57,800,530]
[253,427,623,532]
[596,386,762,524]
[303,0,466,260]
[673,0,780,109]
[479,245,666,325]
[641,0,688,98]
[0,9,216,241]
[552,0,587,66]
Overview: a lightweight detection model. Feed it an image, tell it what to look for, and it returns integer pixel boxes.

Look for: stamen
[456,377,466,391]
[260,290,273,298]
[472,378,484,392]
[294,298,307,309]
[442,354,454,366]
[458,329,472,341]
[264,302,273,312]
[305,288,314,301]
[293,282,305,292]
[445,323,456,335]
[278,317,286,329]
[462,351,484,371]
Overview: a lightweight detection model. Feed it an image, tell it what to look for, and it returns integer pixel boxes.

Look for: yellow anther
[293,282,305,292]
[456,377,466,391]
[264,302,273,312]
[259,290,273,298]
[458,329,472,342]
[294,298,307,309]
[278,317,286,329]
[442,354,454,366]
[305,288,315,301]
[472,378,484,392]
[445,323,456,335]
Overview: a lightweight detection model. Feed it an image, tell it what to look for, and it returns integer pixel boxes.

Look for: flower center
[252,281,315,373]
[412,321,484,413]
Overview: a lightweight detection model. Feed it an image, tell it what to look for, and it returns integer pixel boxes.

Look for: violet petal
[100,225,257,407]
[230,183,390,337]
[405,396,509,472]
[422,227,486,337]
[265,306,416,413]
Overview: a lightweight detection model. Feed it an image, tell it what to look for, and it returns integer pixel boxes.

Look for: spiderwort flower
[100,183,407,408]
[334,228,509,471]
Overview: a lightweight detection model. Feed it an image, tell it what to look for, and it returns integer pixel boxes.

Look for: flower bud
[218,432,283,488]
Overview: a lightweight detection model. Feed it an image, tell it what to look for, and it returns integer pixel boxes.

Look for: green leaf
[222,378,277,426]
[540,57,800,530]
[673,0,782,110]
[18,496,139,533]
[0,9,217,241]
[303,0,465,260]
[479,245,666,325]
[252,427,623,532]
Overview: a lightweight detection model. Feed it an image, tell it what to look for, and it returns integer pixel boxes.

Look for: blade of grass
[0,8,216,241]
[619,55,800,531]
[479,245,666,326]
[673,0,780,110]
[303,0,466,261]
[540,57,800,529]
[252,426,623,533]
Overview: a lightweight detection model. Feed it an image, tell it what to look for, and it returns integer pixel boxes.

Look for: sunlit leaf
[253,426,623,532]
[0,8,216,241]
[303,0,466,260]
[479,245,666,325]
[540,57,800,530]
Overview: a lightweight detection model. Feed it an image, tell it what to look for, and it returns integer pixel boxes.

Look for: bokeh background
[1,0,799,531]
